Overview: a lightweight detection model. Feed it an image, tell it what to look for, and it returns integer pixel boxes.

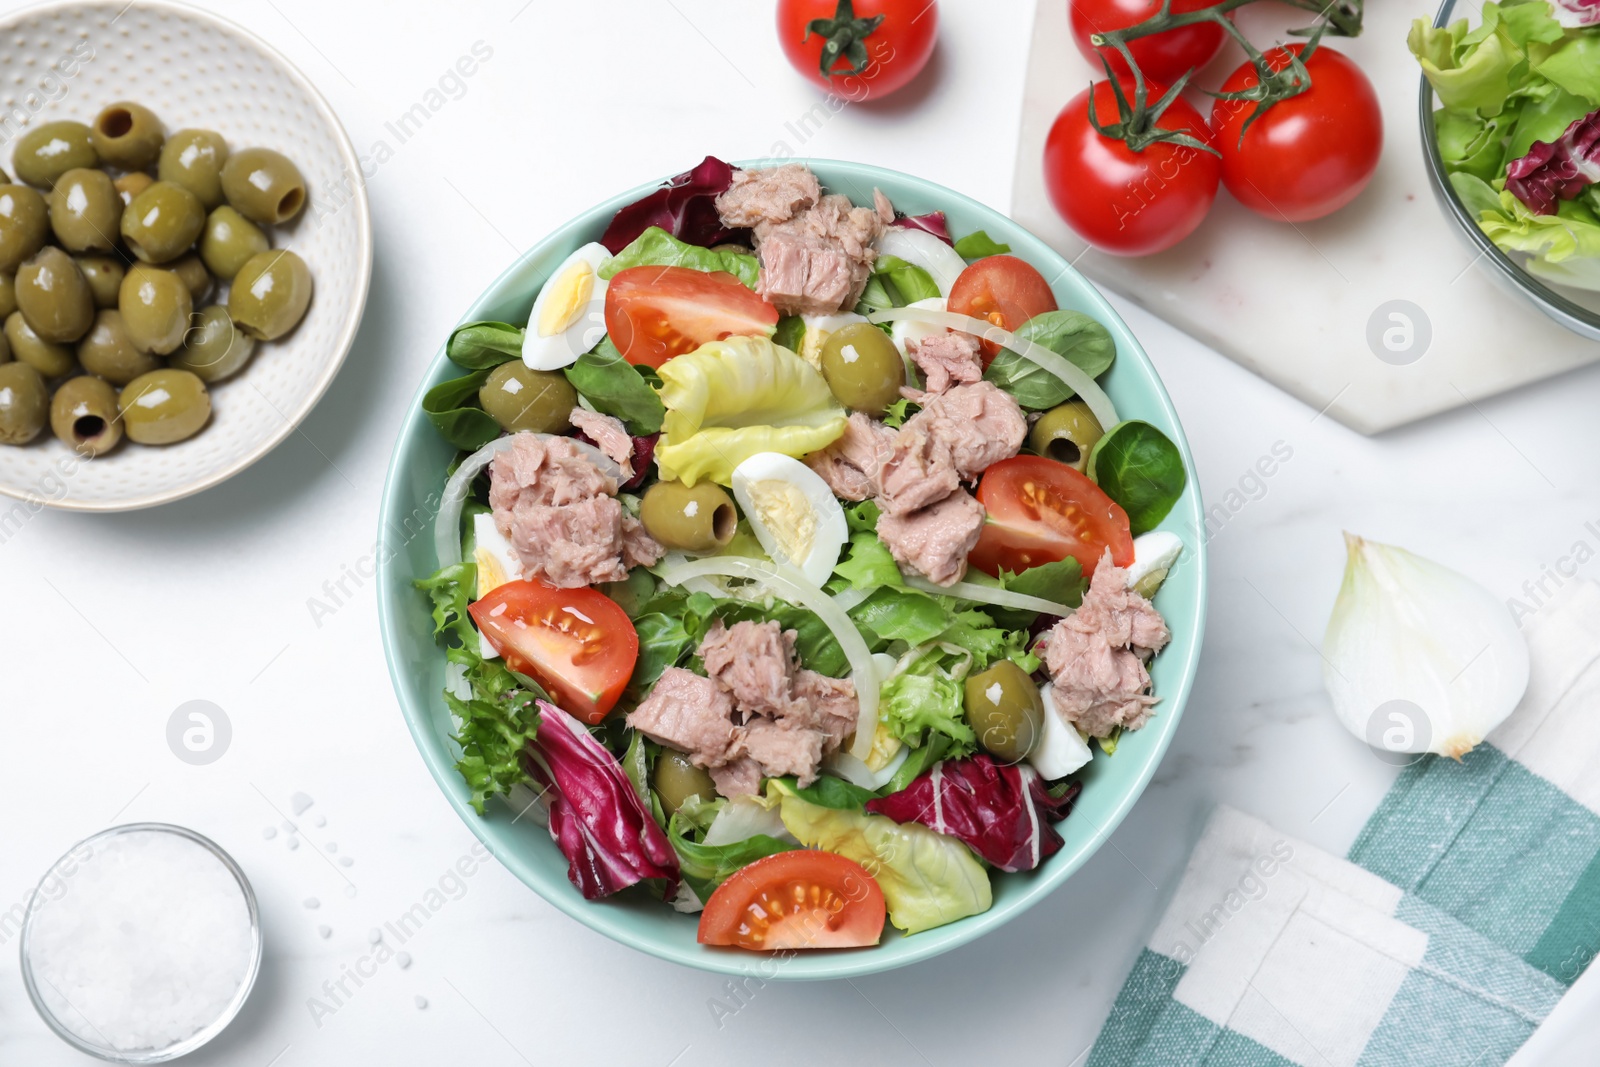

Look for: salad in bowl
[393,157,1198,963]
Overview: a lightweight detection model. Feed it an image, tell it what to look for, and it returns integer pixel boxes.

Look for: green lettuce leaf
[564,337,665,434]
[1478,185,1600,290]
[667,804,795,901]
[1409,16,1519,117]
[850,587,950,646]
[833,531,905,590]
[599,226,760,288]
[771,782,992,935]
[953,230,1011,258]
[880,643,976,754]
[1531,34,1600,105]
[873,255,941,305]
[780,774,879,810]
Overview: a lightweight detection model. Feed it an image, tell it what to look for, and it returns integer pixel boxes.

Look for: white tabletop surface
[1,1,1596,1064]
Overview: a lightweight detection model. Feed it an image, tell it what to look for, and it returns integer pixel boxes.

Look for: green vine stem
[804,0,886,78]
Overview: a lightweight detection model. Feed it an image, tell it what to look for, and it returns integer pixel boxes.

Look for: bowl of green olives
[0,1,372,511]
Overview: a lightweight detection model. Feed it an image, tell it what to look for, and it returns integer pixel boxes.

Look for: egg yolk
[475,545,513,597]
[865,721,903,772]
[748,479,817,568]
[538,261,595,338]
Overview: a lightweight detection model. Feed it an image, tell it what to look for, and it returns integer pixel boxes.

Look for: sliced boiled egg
[472,512,523,659]
[797,311,868,370]
[1126,531,1183,599]
[1028,684,1094,780]
[888,296,949,359]
[522,242,611,371]
[730,452,847,589]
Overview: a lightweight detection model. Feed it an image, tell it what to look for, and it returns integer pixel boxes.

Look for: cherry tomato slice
[969,455,1134,579]
[469,580,639,724]
[603,266,779,369]
[698,850,887,950]
[947,255,1059,363]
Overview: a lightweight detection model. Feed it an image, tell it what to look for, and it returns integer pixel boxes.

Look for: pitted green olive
[1028,400,1104,471]
[168,252,212,303]
[639,480,738,552]
[75,255,125,309]
[220,147,307,224]
[0,271,16,319]
[652,750,717,816]
[114,171,153,207]
[48,168,120,253]
[227,249,311,340]
[119,368,210,444]
[477,361,574,433]
[91,102,165,170]
[11,121,97,187]
[198,205,269,281]
[15,247,94,343]
[964,660,1045,764]
[169,305,254,383]
[121,180,206,264]
[119,264,192,355]
[820,322,905,415]
[0,361,48,444]
[50,375,123,456]
[0,184,50,273]
[5,310,75,378]
[158,128,229,209]
[78,309,159,385]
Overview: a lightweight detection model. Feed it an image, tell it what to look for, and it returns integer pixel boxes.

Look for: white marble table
[1,1,1595,1063]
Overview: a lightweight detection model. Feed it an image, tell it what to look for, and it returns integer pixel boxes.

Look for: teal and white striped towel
[1089,579,1600,1067]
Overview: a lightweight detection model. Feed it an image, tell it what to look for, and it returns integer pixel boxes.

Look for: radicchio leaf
[865,755,1082,873]
[1552,0,1600,27]
[600,156,741,254]
[896,211,953,245]
[1506,107,1600,216]
[524,701,679,899]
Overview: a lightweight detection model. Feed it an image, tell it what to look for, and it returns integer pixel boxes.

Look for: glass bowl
[19,823,263,1064]
[1421,0,1600,341]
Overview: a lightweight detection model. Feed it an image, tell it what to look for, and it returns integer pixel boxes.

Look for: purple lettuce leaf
[1552,0,1600,27]
[523,701,679,900]
[866,755,1083,873]
[895,211,954,246]
[599,156,742,254]
[1506,106,1600,216]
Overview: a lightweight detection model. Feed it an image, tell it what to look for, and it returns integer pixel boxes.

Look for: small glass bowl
[19,823,263,1064]
[1421,0,1600,342]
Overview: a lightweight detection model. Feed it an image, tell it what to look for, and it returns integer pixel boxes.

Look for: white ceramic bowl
[0,0,371,511]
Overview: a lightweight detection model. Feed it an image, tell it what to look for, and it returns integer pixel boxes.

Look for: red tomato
[469,580,638,724]
[1043,78,1221,256]
[969,455,1134,579]
[698,850,887,950]
[1209,45,1382,223]
[776,0,938,102]
[947,255,1059,364]
[1068,0,1229,84]
[604,266,778,369]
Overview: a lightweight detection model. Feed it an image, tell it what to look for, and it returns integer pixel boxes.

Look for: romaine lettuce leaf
[600,226,760,289]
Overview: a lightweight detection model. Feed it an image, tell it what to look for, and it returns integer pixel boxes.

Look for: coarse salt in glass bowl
[19,823,263,1063]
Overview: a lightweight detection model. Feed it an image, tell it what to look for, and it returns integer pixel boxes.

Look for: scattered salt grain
[279,819,295,833]
[414,995,428,1010]
[325,842,337,854]
[261,827,277,840]
[344,886,357,898]
[339,856,353,868]
[303,897,320,910]
[286,836,299,851]
[290,792,314,816]
[313,815,326,828]
[367,928,382,945]
[24,828,255,1056]
[396,952,412,969]
[318,925,331,939]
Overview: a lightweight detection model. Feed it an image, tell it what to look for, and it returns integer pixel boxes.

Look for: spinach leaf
[600,226,760,289]
[422,368,500,451]
[953,230,1011,258]
[773,314,806,352]
[881,733,952,795]
[850,587,949,646]
[874,254,941,305]
[668,821,795,901]
[780,774,878,810]
[855,273,896,313]
[1004,558,1085,607]
[1088,420,1186,536]
[626,611,699,703]
[564,338,665,435]
[984,310,1116,410]
[447,321,524,370]
[833,531,904,591]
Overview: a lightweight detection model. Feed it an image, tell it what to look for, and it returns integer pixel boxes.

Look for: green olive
[169,305,255,383]
[91,102,165,170]
[476,361,574,434]
[228,249,312,340]
[639,480,738,553]
[75,255,125,309]
[119,368,210,445]
[219,147,307,224]
[5,310,75,378]
[16,247,94,343]
[0,184,50,273]
[121,180,206,264]
[652,749,717,816]
[0,271,15,319]
[119,263,192,355]
[1028,400,1104,472]
[11,121,97,187]
[158,128,229,209]
[0,361,48,444]
[964,660,1045,764]
[168,252,212,304]
[198,205,269,281]
[820,322,905,415]
[47,168,120,253]
[50,375,123,456]
[114,170,153,207]
[79,309,160,385]
[0,320,8,364]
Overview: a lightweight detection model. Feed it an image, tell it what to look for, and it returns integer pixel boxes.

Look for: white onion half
[865,307,1119,430]
[904,574,1077,618]
[878,227,970,295]
[656,556,880,761]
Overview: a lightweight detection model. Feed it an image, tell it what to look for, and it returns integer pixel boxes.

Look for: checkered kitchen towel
[1088,579,1600,1067]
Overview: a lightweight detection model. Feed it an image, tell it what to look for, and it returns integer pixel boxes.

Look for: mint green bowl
[377,160,1207,979]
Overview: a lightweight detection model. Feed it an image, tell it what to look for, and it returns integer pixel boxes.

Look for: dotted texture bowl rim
[0,0,373,512]
[18,821,264,1063]
[1420,0,1600,342]
[376,159,1209,980]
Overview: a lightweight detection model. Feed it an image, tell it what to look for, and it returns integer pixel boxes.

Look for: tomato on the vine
[1209,45,1382,223]
[777,0,937,102]
[1043,78,1221,257]
[1068,0,1230,85]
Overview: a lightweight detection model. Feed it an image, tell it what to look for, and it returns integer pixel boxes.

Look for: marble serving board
[1011,0,1600,434]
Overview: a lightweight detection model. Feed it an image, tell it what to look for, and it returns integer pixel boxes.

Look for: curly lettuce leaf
[880,643,977,754]
[1410,16,1520,117]
[1470,177,1600,289]
[655,335,847,486]
[599,226,760,289]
